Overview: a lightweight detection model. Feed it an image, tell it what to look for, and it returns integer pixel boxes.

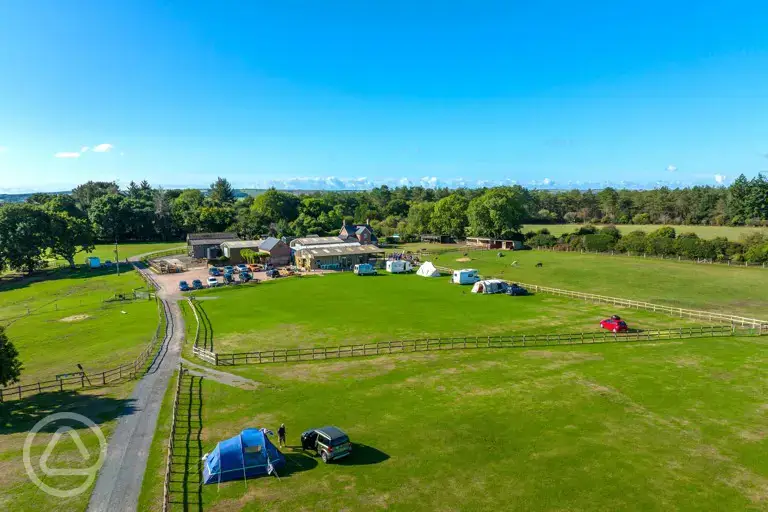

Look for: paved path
[87,262,184,512]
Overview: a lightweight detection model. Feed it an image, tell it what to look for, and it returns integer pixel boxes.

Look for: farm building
[187,232,239,259]
[339,220,378,244]
[466,237,524,250]
[220,240,264,264]
[295,245,385,271]
[257,237,291,266]
[289,236,358,251]
[420,234,454,244]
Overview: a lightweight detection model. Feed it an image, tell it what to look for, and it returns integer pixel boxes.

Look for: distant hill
[0,191,68,203]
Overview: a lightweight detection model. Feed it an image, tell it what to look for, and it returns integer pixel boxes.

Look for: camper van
[452,269,480,285]
[354,263,377,276]
[386,260,413,274]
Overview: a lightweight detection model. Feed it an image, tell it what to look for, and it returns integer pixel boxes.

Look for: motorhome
[386,260,413,273]
[452,269,480,285]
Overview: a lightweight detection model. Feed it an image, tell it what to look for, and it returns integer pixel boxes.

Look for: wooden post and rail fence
[0,267,166,403]
[162,363,185,512]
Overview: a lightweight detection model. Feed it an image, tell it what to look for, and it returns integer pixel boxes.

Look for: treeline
[1,174,767,273]
[527,225,768,264]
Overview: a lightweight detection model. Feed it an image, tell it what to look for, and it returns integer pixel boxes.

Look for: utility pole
[115,240,120,276]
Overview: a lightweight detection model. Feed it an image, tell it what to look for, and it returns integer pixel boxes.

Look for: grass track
[522,224,768,240]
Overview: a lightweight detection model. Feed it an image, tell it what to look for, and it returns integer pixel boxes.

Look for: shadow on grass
[0,390,136,434]
[280,451,320,476]
[335,443,390,466]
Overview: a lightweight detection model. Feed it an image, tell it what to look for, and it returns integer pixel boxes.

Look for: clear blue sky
[1,1,767,192]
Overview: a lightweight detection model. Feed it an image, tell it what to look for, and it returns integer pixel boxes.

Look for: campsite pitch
[151,335,768,511]
[188,272,707,354]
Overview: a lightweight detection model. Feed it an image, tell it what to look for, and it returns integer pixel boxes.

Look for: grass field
[0,266,158,384]
[49,242,185,266]
[160,336,768,511]
[398,244,768,318]
[0,382,137,512]
[188,273,705,354]
[522,224,768,240]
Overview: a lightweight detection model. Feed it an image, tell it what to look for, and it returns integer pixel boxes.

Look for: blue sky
[1,1,767,192]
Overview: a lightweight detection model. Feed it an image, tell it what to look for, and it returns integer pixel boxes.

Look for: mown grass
[398,244,768,318]
[189,273,705,353]
[49,242,185,266]
[0,381,137,512]
[0,266,159,384]
[522,224,768,240]
[181,336,768,511]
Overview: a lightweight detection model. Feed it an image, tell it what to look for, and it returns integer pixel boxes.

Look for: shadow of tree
[0,390,136,435]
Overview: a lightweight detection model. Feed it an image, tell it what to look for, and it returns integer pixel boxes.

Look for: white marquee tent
[416,261,441,277]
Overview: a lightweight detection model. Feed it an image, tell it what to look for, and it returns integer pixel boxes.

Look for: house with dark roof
[257,237,291,266]
[339,220,377,245]
[187,232,239,259]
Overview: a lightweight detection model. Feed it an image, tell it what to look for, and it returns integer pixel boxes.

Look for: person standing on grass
[278,423,286,447]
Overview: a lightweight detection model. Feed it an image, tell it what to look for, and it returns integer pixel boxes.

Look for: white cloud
[80,146,89,153]
[54,152,81,159]
[92,143,114,153]
[666,165,677,172]
[714,174,727,185]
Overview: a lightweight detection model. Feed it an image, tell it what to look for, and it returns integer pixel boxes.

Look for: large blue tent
[203,428,285,485]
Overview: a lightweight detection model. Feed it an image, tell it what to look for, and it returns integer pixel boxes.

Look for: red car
[600,315,628,332]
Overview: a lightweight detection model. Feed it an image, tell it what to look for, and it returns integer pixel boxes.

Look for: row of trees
[527,225,768,263]
[1,174,767,273]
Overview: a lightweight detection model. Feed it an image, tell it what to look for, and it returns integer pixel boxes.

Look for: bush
[616,230,647,253]
[537,228,551,235]
[583,233,616,252]
[600,225,621,241]
[573,225,597,236]
[646,236,676,256]
[528,233,557,247]
[632,213,651,224]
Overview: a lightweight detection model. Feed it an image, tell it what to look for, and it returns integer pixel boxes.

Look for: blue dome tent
[202,428,285,485]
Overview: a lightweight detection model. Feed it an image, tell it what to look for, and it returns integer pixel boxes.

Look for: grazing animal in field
[535,262,543,268]
[511,261,519,267]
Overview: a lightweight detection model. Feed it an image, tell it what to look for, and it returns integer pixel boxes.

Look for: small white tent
[471,279,508,294]
[416,261,441,277]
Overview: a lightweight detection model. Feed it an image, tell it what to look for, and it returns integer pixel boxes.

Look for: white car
[206,276,219,288]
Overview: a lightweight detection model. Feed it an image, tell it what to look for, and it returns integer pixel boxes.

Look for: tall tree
[467,187,527,238]
[0,326,22,387]
[89,194,130,241]
[208,177,236,205]
[0,204,51,274]
[251,188,300,223]
[71,181,119,210]
[48,211,94,268]
[430,194,469,239]
[172,189,205,233]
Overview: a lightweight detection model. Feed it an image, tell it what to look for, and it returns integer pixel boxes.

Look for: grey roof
[190,238,237,246]
[355,226,369,235]
[290,236,347,247]
[297,245,384,258]
[258,237,281,252]
[220,240,262,249]
[187,232,238,242]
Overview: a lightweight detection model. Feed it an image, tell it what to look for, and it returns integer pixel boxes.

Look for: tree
[467,187,527,238]
[406,202,435,235]
[48,211,94,268]
[0,326,22,387]
[89,194,131,241]
[71,181,119,210]
[616,230,647,254]
[0,204,51,274]
[198,206,235,232]
[251,188,300,224]
[430,194,468,239]
[172,189,205,233]
[208,177,236,205]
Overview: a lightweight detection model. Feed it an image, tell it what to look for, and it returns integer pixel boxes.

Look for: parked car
[600,315,628,332]
[224,265,234,274]
[239,272,252,283]
[209,267,221,276]
[178,280,190,292]
[224,273,236,284]
[236,264,249,273]
[506,283,529,296]
[206,276,219,288]
[192,279,204,290]
[247,263,262,272]
[300,426,352,463]
[266,269,280,278]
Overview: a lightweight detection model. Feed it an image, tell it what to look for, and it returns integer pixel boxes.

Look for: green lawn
[48,242,185,266]
[170,336,768,511]
[0,266,159,384]
[189,273,705,353]
[398,244,768,318]
[0,381,137,512]
[522,224,768,240]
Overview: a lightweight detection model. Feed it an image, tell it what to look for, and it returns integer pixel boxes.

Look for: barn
[220,240,263,264]
[295,245,385,271]
[257,237,292,266]
[187,232,239,259]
